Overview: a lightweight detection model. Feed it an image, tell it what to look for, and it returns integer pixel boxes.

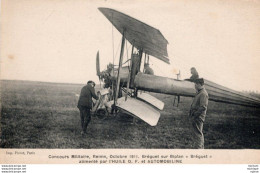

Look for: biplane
[93,8,260,126]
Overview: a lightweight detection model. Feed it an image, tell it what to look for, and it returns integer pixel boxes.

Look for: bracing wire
[111,13,114,74]
[111,14,126,68]
[114,40,121,64]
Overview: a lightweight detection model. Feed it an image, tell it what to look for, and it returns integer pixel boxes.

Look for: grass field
[1,80,260,149]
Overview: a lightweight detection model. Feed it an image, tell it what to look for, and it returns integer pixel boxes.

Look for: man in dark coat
[77,80,99,134]
[189,78,209,148]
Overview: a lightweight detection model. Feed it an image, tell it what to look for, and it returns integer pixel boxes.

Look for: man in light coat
[189,78,209,148]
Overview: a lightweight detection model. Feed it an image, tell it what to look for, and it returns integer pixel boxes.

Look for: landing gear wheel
[96,108,107,119]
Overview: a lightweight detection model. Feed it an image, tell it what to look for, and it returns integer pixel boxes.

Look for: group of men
[77,66,208,149]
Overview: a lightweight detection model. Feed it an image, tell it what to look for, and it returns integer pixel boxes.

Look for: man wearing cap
[189,78,209,149]
[144,63,154,75]
[77,81,99,135]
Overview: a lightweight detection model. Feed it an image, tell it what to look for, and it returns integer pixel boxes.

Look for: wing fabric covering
[99,8,170,64]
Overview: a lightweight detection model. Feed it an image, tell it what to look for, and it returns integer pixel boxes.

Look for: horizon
[1,79,260,94]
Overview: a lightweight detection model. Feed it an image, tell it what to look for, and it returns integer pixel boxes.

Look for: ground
[1,80,260,149]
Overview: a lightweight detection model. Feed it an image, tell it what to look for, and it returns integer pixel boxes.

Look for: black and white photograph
[1,0,260,152]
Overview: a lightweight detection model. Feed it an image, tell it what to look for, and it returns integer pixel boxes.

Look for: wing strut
[125,41,135,101]
[115,29,126,104]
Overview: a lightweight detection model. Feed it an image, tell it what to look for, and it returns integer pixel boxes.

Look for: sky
[1,0,260,92]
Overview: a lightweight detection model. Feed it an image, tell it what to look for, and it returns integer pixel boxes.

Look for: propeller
[96,51,101,80]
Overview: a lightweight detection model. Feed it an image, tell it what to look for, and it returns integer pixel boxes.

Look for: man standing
[77,81,99,135]
[189,78,209,149]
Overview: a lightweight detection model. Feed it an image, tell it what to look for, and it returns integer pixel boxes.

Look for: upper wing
[99,8,170,64]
